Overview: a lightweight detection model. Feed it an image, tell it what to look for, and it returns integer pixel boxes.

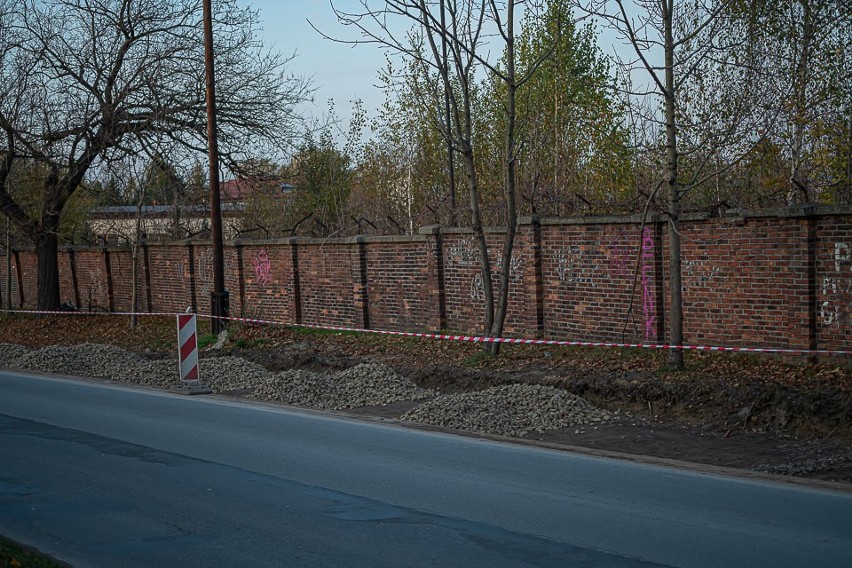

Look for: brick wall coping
[9,205,852,254]
[718,205,852,221]
[532,214,656,226]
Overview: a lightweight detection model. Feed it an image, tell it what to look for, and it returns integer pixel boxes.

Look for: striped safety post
[177,313,199,384]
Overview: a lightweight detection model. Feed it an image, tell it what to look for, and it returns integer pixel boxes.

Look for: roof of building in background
[90,203,245,218]
[220,177,294,201]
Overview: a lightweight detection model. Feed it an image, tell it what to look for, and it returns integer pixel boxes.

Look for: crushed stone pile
[0,343,32,365]
[0,345,433,411]
[9,343,145,380]
[401,383,613,437]
[250,362,433,410]
[0,344,610,438]
[198,357,276,391]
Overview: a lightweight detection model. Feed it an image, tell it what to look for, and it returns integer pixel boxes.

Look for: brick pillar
[142,244,153,312]
[103,248,115,312]
[13,251,24,307]
[650,220,666,342]
[520,216,544,338]
[805,217,818,356]
[421,226,447,331]
[288,238,303,325]
[235,242,246,317]
[352,237,370,329]
[786,215,819,356]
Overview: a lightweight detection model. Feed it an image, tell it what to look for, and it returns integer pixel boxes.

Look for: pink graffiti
[641,227,656,341]
[254,250,273,286]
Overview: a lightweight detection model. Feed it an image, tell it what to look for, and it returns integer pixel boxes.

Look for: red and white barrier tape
[7,308,852,357]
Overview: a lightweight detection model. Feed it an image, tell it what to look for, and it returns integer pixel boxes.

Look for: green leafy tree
[484,0,632,216]
[356,57,463,233]
[287,128,355,237]
[748,0,852,204]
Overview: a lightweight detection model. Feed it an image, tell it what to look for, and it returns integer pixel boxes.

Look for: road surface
[1,370,851,567]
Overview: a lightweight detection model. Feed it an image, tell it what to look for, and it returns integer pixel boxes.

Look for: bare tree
[0,0,312,310]
[577,0,775,369]
[327,0,552,350]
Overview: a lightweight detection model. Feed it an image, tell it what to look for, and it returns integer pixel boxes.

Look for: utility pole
[4,217,11,313]
[203,0,228,334]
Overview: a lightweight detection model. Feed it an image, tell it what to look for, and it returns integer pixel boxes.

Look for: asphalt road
[1,370,851,568]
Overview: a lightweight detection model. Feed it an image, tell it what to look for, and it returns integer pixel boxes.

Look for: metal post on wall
[202,0,229,334]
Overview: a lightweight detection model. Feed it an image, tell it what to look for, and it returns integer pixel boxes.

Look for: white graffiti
[254,250,273,286]
[196,249,214,294]
[447,238,479,267]
[467,254,524,301]
[554,245,597,285]
[195,249,230,295]
[821,242,851,328]
[836,242,850,274]
[470,272,484,301]
[554,245,587,284]
[502,253,525,281]
[683,258,720,289]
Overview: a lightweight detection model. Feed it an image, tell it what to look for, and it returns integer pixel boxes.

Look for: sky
[250,1,390,124]
[246,1,648,135]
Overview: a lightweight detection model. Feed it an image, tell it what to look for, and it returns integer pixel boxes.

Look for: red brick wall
[238,242,295,323]
[6,208,852,357]
[0,249,27,308]
[538,220,663,343]
[677,218,809,348]
[816,216,852,351]
[297,241,357,328]
[70,249,109,310]
[364,236,435,332]
[442,230,529,335]
[107,249,134,312]
[145,244,193,314]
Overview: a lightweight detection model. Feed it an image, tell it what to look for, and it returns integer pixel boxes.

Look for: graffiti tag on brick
[254,250,273,286]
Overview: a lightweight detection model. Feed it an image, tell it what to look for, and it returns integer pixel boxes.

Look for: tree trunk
[463,143,495,337]
[35,214,61,311]
[845,114,851,206]
[489,5,519,357]
[439,0,457,225]
[788,0,813,204]
[663,0,684,371]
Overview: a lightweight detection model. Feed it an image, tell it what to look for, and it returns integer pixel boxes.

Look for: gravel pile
[401,383,613,437]
[0,344,610,438]
[0,343,31,364]
[10,343,145,380]
[198,357,276,391]
[250,362,433,410]
[129,359,179,387]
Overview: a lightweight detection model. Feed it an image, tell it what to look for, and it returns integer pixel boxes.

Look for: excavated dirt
[1,315,851,485]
